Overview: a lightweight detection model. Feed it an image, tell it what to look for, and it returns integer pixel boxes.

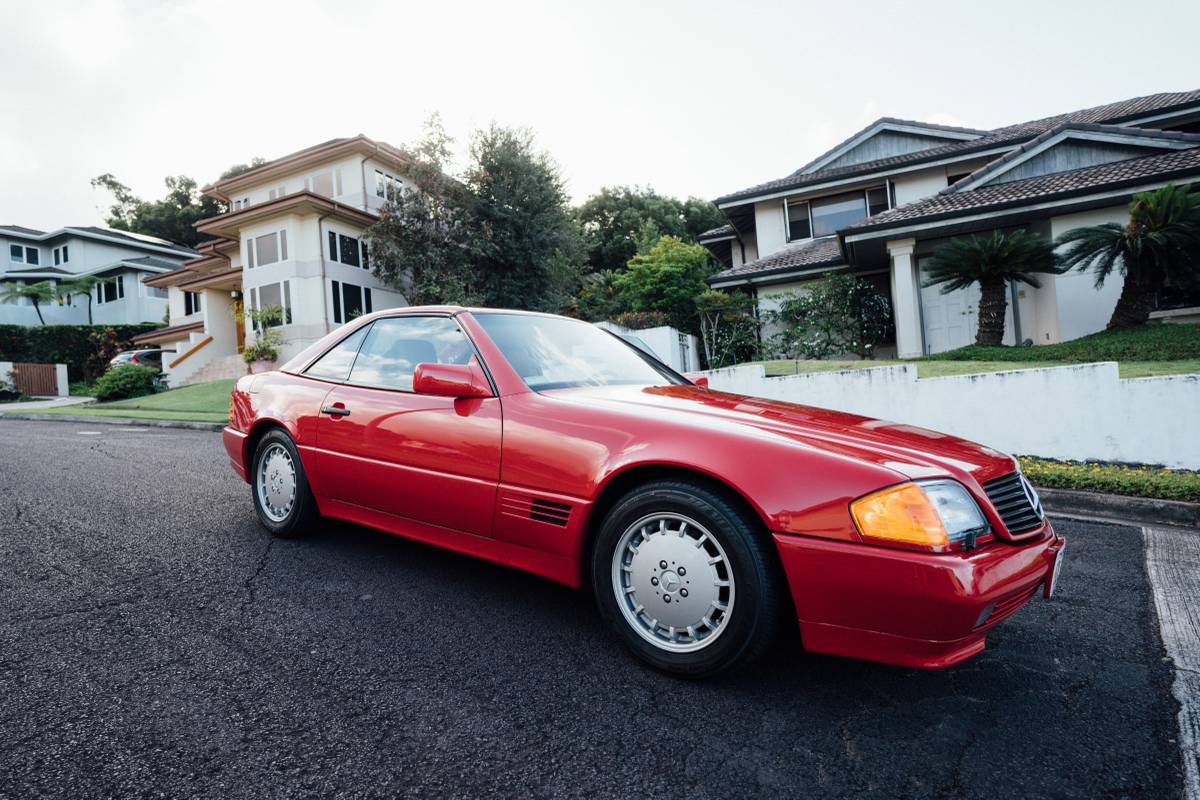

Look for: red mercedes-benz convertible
[224,307,1064,677]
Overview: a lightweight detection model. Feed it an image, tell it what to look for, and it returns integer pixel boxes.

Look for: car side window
[347,316,473,392]
[304,324,370,382]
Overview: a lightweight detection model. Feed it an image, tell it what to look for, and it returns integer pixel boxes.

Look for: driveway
[0,420,1187,799]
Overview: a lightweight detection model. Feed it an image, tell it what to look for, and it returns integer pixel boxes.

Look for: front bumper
[775,521,1063,669]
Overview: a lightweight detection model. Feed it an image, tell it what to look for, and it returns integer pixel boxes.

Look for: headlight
[850,479,989,550]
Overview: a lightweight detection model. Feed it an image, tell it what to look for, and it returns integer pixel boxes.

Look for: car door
[313,315,502,537]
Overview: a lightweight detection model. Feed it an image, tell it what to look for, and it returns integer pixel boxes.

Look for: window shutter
[280,230,288,261]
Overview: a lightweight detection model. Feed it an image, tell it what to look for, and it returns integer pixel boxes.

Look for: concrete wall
[1050,206,1128,341]
[700,362,1200,469]
[595,322,701,372]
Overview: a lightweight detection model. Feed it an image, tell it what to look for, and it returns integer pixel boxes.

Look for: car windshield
[474,313,683,391]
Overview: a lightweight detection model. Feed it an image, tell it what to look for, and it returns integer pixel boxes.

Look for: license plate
[1045,540,1065,599]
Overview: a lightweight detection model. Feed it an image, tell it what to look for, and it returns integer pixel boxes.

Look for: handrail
[169,335,214,369]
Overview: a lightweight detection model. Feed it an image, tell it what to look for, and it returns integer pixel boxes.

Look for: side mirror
[412,358,492,398]
[685,373,709,388]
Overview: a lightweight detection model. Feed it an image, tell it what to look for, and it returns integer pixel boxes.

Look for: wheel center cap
[660,570,680,593]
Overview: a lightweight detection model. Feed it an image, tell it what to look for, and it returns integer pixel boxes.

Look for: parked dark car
[108,349,164,372]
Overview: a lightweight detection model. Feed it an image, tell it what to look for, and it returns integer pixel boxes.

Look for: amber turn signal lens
[850,482,949,548]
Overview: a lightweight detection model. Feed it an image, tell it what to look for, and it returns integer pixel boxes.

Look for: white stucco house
[0,225,196,326]
[701,89,1200,357]
[135,135,417,385]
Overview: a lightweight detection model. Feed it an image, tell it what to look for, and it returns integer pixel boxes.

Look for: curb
[1038,486,1200,530]
[0,413,224,432]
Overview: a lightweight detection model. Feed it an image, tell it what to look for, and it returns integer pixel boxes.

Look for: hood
[544,384,1018,485]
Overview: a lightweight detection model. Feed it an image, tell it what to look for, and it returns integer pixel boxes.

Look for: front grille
[982,472,1044,535]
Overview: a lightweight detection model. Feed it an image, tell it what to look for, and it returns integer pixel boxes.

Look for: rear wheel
[251,429,319,538]
[591,479,783,678]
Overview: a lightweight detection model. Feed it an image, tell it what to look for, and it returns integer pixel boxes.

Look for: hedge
[1019,456,1200,503]
[0,324,160,382]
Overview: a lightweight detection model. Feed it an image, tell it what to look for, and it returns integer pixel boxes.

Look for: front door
[313,315,501,537]
[918,259,979,354]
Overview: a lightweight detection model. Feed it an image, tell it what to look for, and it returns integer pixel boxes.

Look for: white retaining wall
[701,362,1200,470]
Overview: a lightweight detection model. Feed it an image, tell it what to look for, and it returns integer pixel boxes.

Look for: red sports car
[224,308,1065,677]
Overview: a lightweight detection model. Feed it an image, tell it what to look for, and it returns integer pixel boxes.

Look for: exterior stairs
[177,354,247,387]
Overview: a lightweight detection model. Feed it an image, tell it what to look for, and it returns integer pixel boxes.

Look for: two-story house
[135,136,416,385]
[702,89,1200,357]
[0,225,196,326]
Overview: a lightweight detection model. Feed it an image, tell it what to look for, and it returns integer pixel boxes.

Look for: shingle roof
[70,226,196,254]
[715,89,1200,206]
[0,225,45,236]
[708,236,844,283]
[697,224,736,241]
[842,146,1200,236]
[790,117,990,176]
[122,255,188,269]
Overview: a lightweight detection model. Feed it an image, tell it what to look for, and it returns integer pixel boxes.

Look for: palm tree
[58,275,103,324]
[922,229,1059,346]
[0,281,59,325]
[1056,183,1200,329]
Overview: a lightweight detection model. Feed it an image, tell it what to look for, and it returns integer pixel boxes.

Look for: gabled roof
[792,118,988,176]
[841,146,1200,241]
[0,224,196,256]
[194,191,377,240]
[0,225,46,236]
[707,236,844,286]
[697,224,737,242]
[947,123,1200,193]
[715,89,1200,207]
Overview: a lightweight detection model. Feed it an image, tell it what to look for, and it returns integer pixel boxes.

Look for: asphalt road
[0,420,1186,799]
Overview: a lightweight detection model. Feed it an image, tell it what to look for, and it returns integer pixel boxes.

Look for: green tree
[468,125,582,311]
[57,275,103,324]
[576,269,626,321]
[364,117,480,306]
[1056,183,1200,329]
[695,290,759,368]
[768,274,892,359]
[922,229,1059,346]
[574,186,725,274]
[614,236,713,332]
[0,281,58,325]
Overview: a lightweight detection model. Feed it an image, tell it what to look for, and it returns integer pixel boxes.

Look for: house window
[143,279,168,299]
[327,231,368,269]
[331,280,373,324]
[250,281,293,327]
[867,186,889,216]
[97,276,125,304]
[374,169,405,201]
[267,185,286,200]
[810,191,868,237]
[786,201,811,241]
[233,197,250,211]
[246,230,288,268]
[9,244,38,264]
[184,290,202,315]
[306,169,343,198]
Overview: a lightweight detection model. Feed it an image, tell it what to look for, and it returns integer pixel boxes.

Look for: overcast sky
[2,0,1198,232]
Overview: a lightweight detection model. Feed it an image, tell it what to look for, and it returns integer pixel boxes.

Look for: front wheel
[251,428,319,538]
[591,479,783,678]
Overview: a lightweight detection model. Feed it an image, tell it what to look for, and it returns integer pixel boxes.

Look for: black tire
[250,428,320,539]
[591,479,784,678]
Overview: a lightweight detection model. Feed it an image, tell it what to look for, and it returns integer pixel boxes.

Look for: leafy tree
[91,158,267,249]
[1056,183,1200,329]
[768,274,892,359]
[0,281,58,325]
[575,186,725,274]
[57,275,103,324]
[364,117,480,306]
[695,290,760,368]
[922,229,1059,346]
[467,124,582,311]
[614,236,713,332]
[576,269,626,321]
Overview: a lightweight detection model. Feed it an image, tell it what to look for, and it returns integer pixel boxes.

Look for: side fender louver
[501,491,572,527]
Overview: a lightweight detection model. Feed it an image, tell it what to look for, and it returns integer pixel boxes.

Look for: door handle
[321,405,351,417]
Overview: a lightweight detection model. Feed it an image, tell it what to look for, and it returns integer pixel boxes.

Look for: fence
[0,361,69,397]
[700,361,1200,470]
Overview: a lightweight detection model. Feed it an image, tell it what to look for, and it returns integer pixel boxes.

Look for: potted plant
[242,305,285,373]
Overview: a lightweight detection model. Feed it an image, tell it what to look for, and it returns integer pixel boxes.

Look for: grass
[1019,456,1200,503]
[0,378,236,423]
[756,358,1200,379]
[926,322,1200,363]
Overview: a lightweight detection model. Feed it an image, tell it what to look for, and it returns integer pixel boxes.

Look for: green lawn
[756,358,1200,379]
[0,378,236,423]
[926,322,1200,363]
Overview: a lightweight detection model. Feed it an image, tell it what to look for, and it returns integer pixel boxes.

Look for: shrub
[613,310,670,330]
[93,364,159,402]
[695,290,760,369]
[1019,456,1200,503]
[0,323,159,381]
[768,274,892,359]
